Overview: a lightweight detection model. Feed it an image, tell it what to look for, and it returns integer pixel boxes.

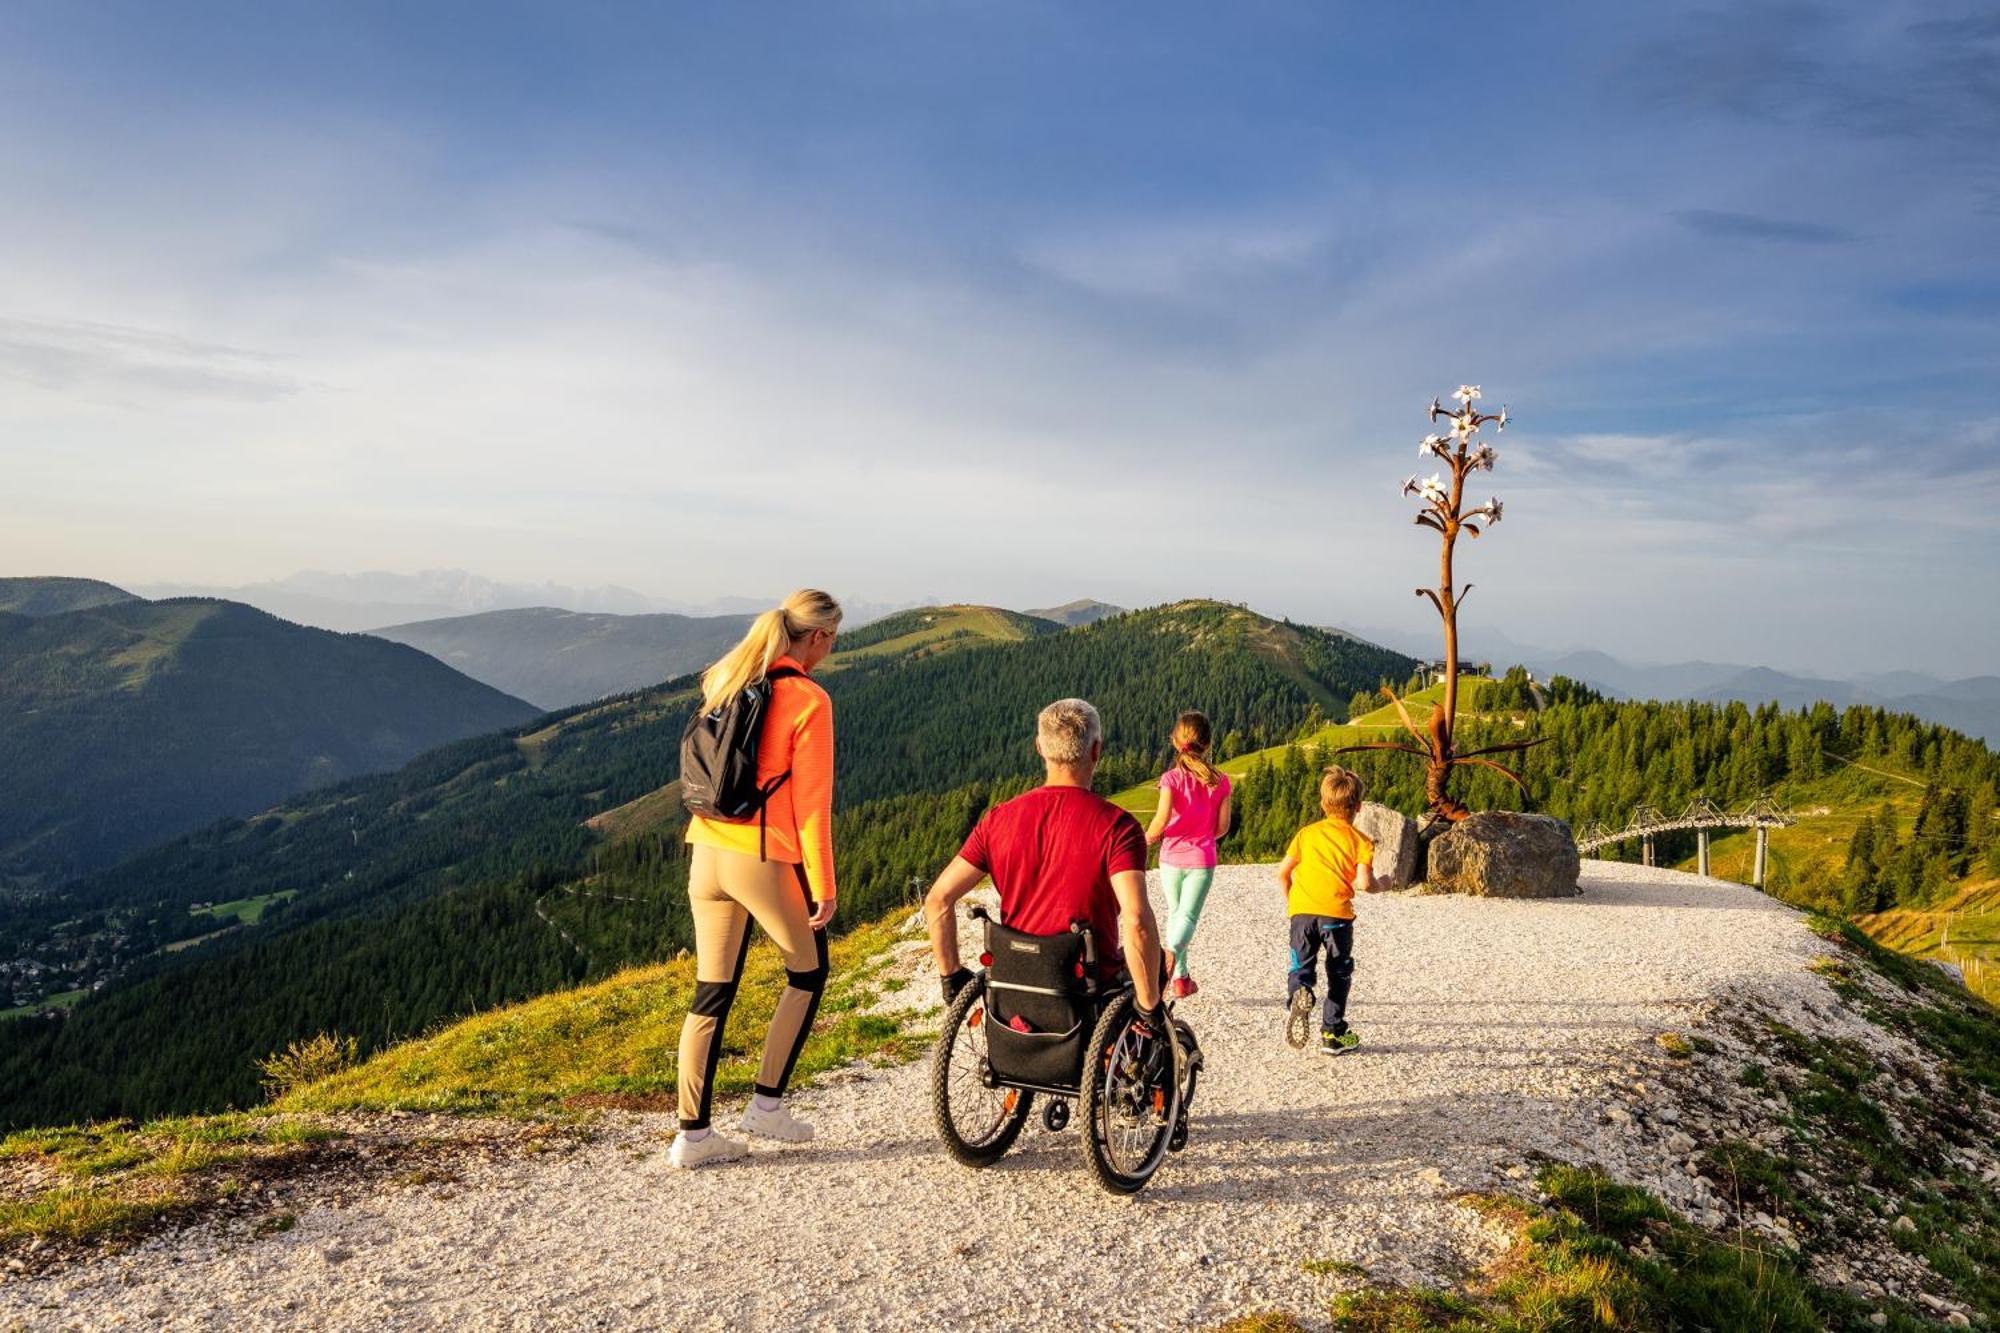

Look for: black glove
[941,967,976,1005]
[1132,1000,1174,1092]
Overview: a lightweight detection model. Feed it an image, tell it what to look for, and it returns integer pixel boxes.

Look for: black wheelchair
[929,907,1201,1195]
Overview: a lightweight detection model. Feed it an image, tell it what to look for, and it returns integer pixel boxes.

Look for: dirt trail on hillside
[5,863,1830,1332]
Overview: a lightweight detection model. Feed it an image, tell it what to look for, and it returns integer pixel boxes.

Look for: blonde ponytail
[699,588,842,713]
[1171,710,1221,788]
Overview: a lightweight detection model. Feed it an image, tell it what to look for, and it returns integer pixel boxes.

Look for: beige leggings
[677,842,829,1129]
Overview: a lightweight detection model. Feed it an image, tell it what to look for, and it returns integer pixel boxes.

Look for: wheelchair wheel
[1169,1020,1200,1153]
[931,976,1034,1167]
[1080,992,1183,1195]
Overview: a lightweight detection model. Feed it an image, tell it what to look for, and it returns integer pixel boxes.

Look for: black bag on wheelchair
[980,918,1097,1089]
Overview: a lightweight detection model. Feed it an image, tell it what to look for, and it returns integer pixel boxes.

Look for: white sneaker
[739,1100,815,1143]
[668,1130,747,1168]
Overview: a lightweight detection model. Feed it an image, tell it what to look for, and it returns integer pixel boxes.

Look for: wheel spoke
[946,1001,1012,1145]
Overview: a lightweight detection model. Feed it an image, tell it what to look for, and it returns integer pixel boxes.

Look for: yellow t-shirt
[1284,817,1374,920]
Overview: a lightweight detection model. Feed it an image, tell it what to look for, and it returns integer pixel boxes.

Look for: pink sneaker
[1172,975,1198,999]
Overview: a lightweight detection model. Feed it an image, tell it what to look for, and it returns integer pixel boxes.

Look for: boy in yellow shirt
[1277,766,1380,1054]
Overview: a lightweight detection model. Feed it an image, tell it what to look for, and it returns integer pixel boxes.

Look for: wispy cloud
[0,316,303,403]
[1634,2,2000,143]
[1675,209,1857,246]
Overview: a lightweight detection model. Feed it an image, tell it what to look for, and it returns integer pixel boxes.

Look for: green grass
[1859,877,2000,1006]
[1309,920,2000,1329]
[827,605,1052,664]
[190,890,298,926]
[0,1186,181,1242]
[0,1113,344,1243]
[0,987,86,1020]
[1109,678,1498,816]
[281,915,922,1116]
[1325,1168,1865,1332]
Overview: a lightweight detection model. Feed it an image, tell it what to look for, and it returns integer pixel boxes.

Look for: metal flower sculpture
[1344,385,1541,821]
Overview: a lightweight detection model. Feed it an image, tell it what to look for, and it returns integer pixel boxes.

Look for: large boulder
[1354,802,1420,891]
[1425,812,1580,898]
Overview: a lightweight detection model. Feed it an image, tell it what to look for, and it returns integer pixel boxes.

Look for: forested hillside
[1210,671,2000,920]
[369,606,754,709]
[0,600,1413,1127]
[0,598,540,892]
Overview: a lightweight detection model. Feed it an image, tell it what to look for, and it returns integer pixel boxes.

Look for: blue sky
[1,2,1994,671]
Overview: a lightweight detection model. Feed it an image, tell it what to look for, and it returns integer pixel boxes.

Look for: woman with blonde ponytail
[1144,710,1233,999]
[672,588,843,1168]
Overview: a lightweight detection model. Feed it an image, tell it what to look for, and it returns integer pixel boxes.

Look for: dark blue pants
[1287,915,1355,1036]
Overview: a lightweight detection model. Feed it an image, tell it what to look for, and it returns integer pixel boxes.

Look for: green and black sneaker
[1286,988,1315,1049]
[1319,1030,1360,1057]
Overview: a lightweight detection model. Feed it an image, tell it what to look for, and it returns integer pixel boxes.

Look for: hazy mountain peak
[0,576,137,617]
[1023,598,1124,626]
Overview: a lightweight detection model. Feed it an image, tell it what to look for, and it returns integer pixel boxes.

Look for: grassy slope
[1106,678,1487,816]
[831,604,1057,662]
[1858,878,2000,1005]
[1666,759,2000,1004]
[0,911,924,1243]
[281,916,920,1117]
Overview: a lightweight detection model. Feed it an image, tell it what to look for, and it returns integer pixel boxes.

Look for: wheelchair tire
[1169,1020,1200,1154]
[1080,992,1182,1195]
[931,976,1035,1168]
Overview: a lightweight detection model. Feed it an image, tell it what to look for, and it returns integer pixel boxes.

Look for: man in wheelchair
[923,698,1200,1193]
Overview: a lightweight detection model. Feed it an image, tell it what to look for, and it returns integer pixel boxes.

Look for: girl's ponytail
[1170,710,1220,788]
[698,589,842,713]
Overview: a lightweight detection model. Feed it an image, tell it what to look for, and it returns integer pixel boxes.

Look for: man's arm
[1110,868,1163,1012]
[925,856,988,979]
[1276,852,1299,894]
[1355,863,1380,894]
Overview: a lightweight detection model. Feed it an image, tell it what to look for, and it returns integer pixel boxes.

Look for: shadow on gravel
[1555,884,1795,913]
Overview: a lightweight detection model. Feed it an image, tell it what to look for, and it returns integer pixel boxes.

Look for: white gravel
[4,861,1834,1332]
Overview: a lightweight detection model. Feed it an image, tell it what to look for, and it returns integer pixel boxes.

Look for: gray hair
[1036,698,1102,764]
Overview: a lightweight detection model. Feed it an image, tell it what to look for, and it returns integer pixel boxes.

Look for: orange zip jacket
[684,656,837,904]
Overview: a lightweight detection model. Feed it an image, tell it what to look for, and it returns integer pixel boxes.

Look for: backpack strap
[751,666,802,860]
[756,771,792,861]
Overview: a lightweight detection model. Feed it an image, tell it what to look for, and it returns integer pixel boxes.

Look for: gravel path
[5,861,1830,1332]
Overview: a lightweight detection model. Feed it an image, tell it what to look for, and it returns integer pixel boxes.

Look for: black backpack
[679,666,800,859]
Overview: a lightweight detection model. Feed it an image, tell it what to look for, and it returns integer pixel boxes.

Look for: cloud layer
[0,2,1993,673]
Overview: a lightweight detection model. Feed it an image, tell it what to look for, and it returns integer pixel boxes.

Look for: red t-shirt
[958,784,1148,969]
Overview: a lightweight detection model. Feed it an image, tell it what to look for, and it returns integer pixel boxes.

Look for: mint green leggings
[1160,866,1215,980]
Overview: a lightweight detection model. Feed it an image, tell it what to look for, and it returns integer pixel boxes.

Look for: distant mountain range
[132,570,932,636]
[1340,622,1999,746]
[371,607,755,710]
[132,570,670,634]
[0,581,540,889]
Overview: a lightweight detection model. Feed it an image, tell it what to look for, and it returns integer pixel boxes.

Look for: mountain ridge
[0,576,137,617]
[0,597,540,892]
[368,606,754,709]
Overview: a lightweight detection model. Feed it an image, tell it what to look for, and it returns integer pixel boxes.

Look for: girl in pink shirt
[1144,711,1233,998]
